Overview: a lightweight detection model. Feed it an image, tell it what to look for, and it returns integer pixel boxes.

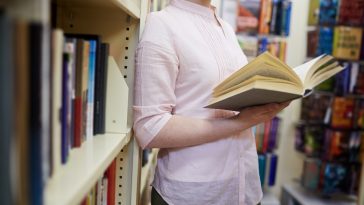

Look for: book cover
[302,158,321,190]
[308,0,320,25]
[29,22,45,205]
[328,131,351,161]
[338,0,364,25]
[269,0,280,35]
[258,0,272,34]
[268,117,280,152]
[322,163,346,195]
[74,39,84,147]
[307,29,319,57]
[331,97,354,129]
[106,160,116,205]
[354,99,364,129]
[51,29,63,173]
[262,120,271,153]
[14,20,30,205]
[65,38,77,148]
[281,0,292,36]
[264,153,272,187]
[295,124,305,153]
[333,26,363,61]
[207,52,343,111]
[301,93,332,123]
[268,154,278,186]
[334,63,351,95]
[304,126,325,157]
[258,154,266,186]
[87,40,97,139]
[317,27,334,55]
[319,0,339,24]
[97,43,110,134]
[236,0,261,33]
[354,64,364,94]
[0,10,14,205]
[82,41,90,143]
[61,52,71,164]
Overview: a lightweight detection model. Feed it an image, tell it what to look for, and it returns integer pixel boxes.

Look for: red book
[106,159,116,205]
[262,120,272,153]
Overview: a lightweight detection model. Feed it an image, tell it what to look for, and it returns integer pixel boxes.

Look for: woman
[133,0,290,204]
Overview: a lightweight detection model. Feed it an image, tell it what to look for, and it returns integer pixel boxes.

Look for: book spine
[263,120,271,153]
[269,0,279,34]
[268,117,280,152]
[106,160,116,205]
[268,154,278,186]
[99,44,110,133]
[0,11,14,205]
[61,53,70,164]
[74,40,84,147]
[82,41,90,143]
[87,40,96,139]
[51,29,63,175]
[258,154,266,186]
[29,22,45,205]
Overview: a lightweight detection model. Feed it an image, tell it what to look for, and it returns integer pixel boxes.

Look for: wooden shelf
[140,149,158,193]
[57,0,140,19]
[45,132,132,205]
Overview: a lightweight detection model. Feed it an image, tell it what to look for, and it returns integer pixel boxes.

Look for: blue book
[317,27,334,55]
[61,53,70,164]
[0,10,14,205]
[319,0,338,24]
[258,154,266,186]
[87,40,97,139]
[283,0,292,36]
[268,154,278,186]
[29,22,45,205]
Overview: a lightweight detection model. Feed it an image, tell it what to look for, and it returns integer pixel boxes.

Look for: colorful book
[61,50,71,164]
[302,158,321,190]
[87,40,97,139]
[331,97,355,129]
[354,64,364,94]
[338,0,364,25]
[268,117,280,152]
[237,35,258,61]
[236,0,261,33]
[333,26,363,61]
[258,0,272,34]
[106,160,116,205]
[308,0,320,25]
[354,99,364,129]
[334,63,351,95]
[74,39,85,147]
[268,154,278,186]
[306,29,319,57]
[262,120,272,153]
[319,0,339,24]
[269,0,281,34]
[258,154,266,186]
[317,27,334,55]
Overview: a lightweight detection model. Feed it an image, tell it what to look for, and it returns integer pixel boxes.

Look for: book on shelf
[331,97,355,129]
[302,158,321,190]
[307,29,319,57]
[307,0,320,25]
[237,0,261,33]
[333,26,363,61]
[206,51,344,111]
[258,0,272,34]
[317,27,334,56]
[318,0,338,25]
[337,0,364,25]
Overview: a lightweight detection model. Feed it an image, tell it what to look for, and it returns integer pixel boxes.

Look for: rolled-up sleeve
[133,14,179,149]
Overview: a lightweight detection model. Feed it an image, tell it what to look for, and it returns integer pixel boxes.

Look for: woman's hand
[231,101,291,133]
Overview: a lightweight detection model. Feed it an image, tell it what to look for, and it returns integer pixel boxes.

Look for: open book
[206,52,344,111]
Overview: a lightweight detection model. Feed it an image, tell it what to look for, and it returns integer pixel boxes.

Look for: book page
[293,55,324,84]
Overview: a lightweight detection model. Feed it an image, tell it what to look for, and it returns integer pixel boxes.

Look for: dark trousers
[151,187,168,205]
[151,187,262,205]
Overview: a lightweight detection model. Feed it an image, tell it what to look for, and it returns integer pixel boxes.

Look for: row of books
[234,0,292,36]
[255,117,280,153]
[237,35,287,61]
[302,158,360,195]
[295,125,364,163]
[308,0,364,26]
[0,11,113,204]
[307,26,364,60]
[301,94,364,129]
[80,160,118,205]
[258,153,278,187]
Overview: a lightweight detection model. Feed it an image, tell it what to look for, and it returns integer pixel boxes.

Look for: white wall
[271,0,310,198]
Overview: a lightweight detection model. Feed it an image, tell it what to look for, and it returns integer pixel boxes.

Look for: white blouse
[133,0,263,204]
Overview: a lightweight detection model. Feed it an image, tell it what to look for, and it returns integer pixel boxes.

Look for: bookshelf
[3,0,151,204]
[45,131,131,205]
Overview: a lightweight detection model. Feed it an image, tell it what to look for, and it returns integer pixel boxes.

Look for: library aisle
[1,0,364,205]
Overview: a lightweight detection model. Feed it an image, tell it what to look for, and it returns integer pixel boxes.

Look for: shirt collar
[170,0,216,20]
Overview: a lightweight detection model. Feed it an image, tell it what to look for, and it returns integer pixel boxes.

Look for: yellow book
[333,26,363,60]
[207,52,344,111]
